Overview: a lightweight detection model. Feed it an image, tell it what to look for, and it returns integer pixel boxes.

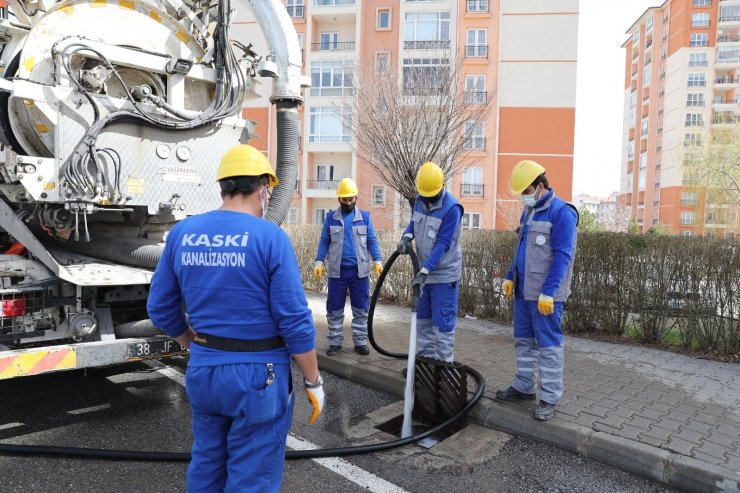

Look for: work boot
[533,401,557,421]
[326,345,341,356]
[495,386,536,401]
[354,345,370,355]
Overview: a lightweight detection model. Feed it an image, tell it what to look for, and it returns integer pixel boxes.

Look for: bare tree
[496,196,523,231]
[339,52,495,208]
[685,123,740,207]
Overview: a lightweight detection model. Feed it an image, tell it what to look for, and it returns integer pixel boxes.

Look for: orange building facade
[621,0,739,235]
[237,0,578,230]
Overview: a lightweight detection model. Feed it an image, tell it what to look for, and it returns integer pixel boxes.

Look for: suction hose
[0,250,486,461]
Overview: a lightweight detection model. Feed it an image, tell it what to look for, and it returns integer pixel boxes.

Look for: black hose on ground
[0,250,486,461]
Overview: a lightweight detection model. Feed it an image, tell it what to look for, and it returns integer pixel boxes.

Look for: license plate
[127,339,186,359]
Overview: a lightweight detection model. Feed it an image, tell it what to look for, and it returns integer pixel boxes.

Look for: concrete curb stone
[318,352,740,493]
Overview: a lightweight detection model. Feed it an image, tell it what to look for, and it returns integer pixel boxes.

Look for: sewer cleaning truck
[0,0,303,378]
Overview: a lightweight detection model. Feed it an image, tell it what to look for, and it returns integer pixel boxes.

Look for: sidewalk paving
[306,291,740,493]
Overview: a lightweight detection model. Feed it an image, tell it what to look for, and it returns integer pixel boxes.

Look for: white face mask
[522,187,540,207]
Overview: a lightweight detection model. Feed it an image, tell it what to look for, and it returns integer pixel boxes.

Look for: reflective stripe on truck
[0,336,185,380]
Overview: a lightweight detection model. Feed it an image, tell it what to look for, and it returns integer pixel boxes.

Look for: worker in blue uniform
[147,144,324,493]
[397,162,464,363]
[314,178,383,356]
[496,159,579,421]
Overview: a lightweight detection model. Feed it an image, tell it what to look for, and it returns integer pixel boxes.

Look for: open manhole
[375,356,469,449]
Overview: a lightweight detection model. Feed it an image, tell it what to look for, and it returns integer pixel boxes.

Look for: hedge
[285,225,740,357]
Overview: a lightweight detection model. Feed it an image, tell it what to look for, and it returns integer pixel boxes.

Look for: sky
[573,0,659,197]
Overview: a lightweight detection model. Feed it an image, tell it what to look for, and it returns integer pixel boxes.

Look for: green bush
[285,225,740,357]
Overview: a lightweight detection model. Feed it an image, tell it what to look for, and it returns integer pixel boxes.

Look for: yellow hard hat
[216,144,279,186]
[510,160,545,194]
[336,178,359,198]
[416,161,444,197]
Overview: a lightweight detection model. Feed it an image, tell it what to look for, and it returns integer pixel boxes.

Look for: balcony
[404,40,450,50]
[717,35,740,43]
[465,45,488,59]
[311,41,356,52]
[307,179,341,190]
[466,0,489,12]
[313,0,355,5]
[714,76,740,86]
[719,16,740,26]
[460,183,484,197]
[464,91,487,104]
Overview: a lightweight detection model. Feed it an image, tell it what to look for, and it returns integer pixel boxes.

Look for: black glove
[397,234,413,254]
[412,270,428,293]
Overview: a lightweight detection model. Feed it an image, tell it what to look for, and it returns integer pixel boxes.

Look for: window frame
[376,8,391,31]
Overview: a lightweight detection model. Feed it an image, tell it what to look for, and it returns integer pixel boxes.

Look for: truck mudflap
[0,336,186,380]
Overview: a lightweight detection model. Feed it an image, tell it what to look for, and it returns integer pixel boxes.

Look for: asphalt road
[0,359,679,493]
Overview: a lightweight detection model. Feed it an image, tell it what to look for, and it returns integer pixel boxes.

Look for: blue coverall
[316,208,381,347]
[148,210,316,493]
[402,190,463,362]
[505,188,578,405]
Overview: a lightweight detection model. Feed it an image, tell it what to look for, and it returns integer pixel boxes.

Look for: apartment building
[621,0,740,235]
[237,0,578,230]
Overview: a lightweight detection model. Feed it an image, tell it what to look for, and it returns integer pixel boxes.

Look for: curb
[318,352,740,493]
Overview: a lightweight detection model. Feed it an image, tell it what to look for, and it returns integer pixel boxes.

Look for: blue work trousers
[416,281,459,362]
[185,362,293,493]
[512,299,565,404]
[326,266,370,346]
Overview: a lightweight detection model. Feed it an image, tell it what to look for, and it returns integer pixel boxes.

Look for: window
[464,122,485,150]
[314,208,331,225]
[681,191,699,206]
[720,4,740,22]
[690,33,708,47]
[628,141,635,160]
[693,0,711,6]
[309,107,351,143]
[640,118,649,137]
[310,61,353,97]
[689,53,708,67]
[685,113,703,127]
[466,29,488,58]
[318,32,339,51]
[692,13,710,27]
[643,66,652,85]
[371,185,386,207]
[464,75,486,104]
[402,58,449,95]
[646,16,654,32]
[466,0,489,13]
[687,73,706,87]
[684,133,703,146]
[286,0,304,18]
[461,212,481,230]
[461,167,483,197]
[717,48,740,64]
[680,211,697,225]
[686,93,705,107]
[287,208,298,224]
[629,108,636,128]
[375,52,390,72]
[403,12,450,49]
[315,164,335,187]
[377,8,391,30]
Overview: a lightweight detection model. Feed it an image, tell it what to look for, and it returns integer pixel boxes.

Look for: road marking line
[144,360,186,386]
[67,403,111,415]
[145,361,409,493]
[286,434,410,493]
[0,422,24,431]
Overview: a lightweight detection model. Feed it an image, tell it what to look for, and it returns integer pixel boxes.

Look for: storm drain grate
[413,356,468,432]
